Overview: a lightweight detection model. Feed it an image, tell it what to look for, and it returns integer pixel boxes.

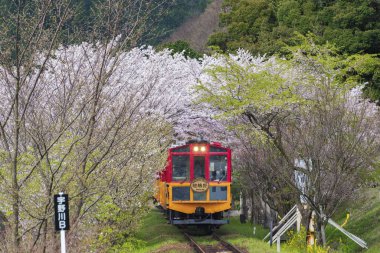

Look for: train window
[193,191,206,201]
[172,146,190,152]
[172,156,189,181]
[210,146,227,152]
[194,156,205,178]
[172,187,190,201]
[210,156,227,181]
[210,186,227,200]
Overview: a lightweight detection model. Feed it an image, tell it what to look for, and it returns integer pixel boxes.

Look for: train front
[155,139,232,228]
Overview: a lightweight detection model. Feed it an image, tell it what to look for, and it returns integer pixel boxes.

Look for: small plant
[110,238,147,252]
[286,226,330,253]
[286,226,307,250]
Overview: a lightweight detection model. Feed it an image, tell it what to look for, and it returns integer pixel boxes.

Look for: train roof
[170,139,227,151]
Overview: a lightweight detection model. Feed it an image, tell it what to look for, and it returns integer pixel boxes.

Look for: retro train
[154,139,232,230]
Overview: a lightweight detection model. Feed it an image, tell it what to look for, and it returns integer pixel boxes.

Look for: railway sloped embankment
[130,187,380,253]
[111,188,379,252]
[131,208,292,253]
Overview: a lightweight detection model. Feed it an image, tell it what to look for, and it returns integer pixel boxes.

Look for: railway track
[183,232,245,253]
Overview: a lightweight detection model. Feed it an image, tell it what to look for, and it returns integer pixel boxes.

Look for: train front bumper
[171,219,229,225]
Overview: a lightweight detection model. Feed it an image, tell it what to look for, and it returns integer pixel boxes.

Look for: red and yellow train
[154,139,232,229]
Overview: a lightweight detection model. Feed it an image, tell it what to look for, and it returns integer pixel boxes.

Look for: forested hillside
[206,0,380,102]
[163,0,224,51]
[74,0,210,44]
[0,0,208,45]
[73,0,209,44]
[208,0,380,55]
[149,0,210,44]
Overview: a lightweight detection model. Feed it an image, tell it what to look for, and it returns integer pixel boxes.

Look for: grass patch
[190,235,219,246]
[131,208,192,253]
[216,216,296,253]
[326,188,380,252]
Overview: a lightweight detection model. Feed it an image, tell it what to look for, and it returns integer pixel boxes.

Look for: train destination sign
[54,193,70,231]
[191,178,209,192]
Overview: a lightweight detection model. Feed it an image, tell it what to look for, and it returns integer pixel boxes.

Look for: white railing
[263,204,368,252]
[263,205,300,242]
[328,219,367,249]
[263,205,301,253]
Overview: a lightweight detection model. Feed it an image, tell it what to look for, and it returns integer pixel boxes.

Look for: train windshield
[194,156,205,178]
[172,155,189,181]
[210,155,227,181]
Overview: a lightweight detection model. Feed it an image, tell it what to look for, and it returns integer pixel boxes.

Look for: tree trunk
[319,205,327,246]
[11,156,20,251]
[320,222,327,246]
[12,78,21,251]
[41,219,47,253]
[250,189,254,224]
[264,202,273,228]
[240,191,247,223]
[306,210,316,246]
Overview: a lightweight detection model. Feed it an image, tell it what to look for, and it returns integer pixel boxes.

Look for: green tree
[342,54,380,104]
[208,0,279,54]
[197,36,380,246]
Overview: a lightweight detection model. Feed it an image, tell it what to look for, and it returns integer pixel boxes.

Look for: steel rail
[212,233,244,253]
[183,232,206,253]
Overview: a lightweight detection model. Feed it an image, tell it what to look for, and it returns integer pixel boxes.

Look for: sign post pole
[54,192,70,253]
[60,230,66,253]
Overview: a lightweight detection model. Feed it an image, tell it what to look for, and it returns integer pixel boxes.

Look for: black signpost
[54,193,69,253]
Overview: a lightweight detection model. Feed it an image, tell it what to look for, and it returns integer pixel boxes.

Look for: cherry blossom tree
[196,40,380,246]
[0,0,172,251]
[0,38,205,250]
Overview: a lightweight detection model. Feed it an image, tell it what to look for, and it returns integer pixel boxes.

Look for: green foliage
[209,0,380,55]
[159,40,203,59]
[198,56,300,120]
[286,226,329,253]
[109,238,147,252]
[231,181,242,203]
[344,54,380,103]
[208,0,279,54]
[326,188,380,252]
[93,194,151,250]
[0,0,209,46]
[286,33,380,100]
[286,226,308,251]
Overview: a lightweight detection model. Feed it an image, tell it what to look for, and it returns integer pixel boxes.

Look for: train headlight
[200,146,206,152]
[193,146,199,152]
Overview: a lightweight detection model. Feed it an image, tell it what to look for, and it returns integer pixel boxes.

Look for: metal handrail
[328,219,367,249]
[271,213,298,243]
[263,205,297,241]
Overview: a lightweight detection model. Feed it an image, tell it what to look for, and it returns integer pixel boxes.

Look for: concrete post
[296,207,301,233]
[269,219,273,246]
